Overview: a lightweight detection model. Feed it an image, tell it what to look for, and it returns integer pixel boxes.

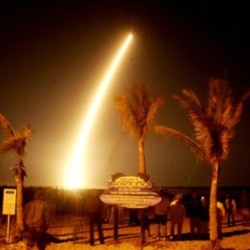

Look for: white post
[6,215,10,244]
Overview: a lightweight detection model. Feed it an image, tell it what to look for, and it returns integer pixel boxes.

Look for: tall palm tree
[113,80,164,177]
[0,113,34,232]
[154,79,250,249]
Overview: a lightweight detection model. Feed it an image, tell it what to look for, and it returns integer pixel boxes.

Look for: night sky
[0,1,250,188]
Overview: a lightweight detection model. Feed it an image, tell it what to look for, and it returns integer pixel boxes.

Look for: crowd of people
[152,188,249,241]
[152,188,212,241]
[83,188,250,245]
[22,188,250,248]
[100,188,250,244]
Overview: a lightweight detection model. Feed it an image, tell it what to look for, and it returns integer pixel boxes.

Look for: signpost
[100,174,161,242]
[100,175,161,208]
[2,188,16,243]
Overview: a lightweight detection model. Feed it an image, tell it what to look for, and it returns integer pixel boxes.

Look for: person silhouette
[85,189,104,246]
[169,193,185,240]
[23,190,52,250]
[154,188,170,241]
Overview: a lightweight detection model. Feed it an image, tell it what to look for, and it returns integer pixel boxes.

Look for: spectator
[103,204,112,224]
[23,190,52,250]
[140,208,151,244]
[85,189,104,246]
[129,209,139,225]
[186,190,202,239]
[154,188,170,241]
[169,193,185,240]
[200,196,209,239]
[224,194,236,226]
[217,201,226,239]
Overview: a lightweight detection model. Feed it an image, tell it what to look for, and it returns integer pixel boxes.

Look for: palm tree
[0,114,34,232]
[154,79,250,249]
[113,80,164,177]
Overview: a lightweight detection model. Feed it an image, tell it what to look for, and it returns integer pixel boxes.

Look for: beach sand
[0,212,249,250]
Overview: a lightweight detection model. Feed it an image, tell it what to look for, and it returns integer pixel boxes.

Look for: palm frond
[173,91,211,147]
[114,81,163,140]
[181,89,202,108]
[130,81,150,135]
[218,128,234,161]
[173,90,205,124]
[0,114,15,137]
[207,79,231,122]
[1,136,20,153]
[132,81,149,105]
[144,95,164,134]
[229,90,250,128]
[21,124,34,140]
[220,97,234,127]
[113,94,138,138]
[0,117,34,163]
[154,125,207,161]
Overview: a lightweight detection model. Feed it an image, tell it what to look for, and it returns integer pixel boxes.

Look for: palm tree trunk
[15,159,25,233]
[16,176,24,232]
[138,137,146,175]
[209,160,220,250]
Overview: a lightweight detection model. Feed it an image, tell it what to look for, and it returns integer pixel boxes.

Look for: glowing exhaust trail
[67,33,133,189]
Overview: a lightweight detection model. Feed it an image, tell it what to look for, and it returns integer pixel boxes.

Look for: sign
[2,188,16,215]
[100,175,161,208]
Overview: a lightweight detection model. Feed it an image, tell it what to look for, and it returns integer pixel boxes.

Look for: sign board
[2,188,16,215]
[100,175,161,209]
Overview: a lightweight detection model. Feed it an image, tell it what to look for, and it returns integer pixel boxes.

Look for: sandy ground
[0,213,250,250]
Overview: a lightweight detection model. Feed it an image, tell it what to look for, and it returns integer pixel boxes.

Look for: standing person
[186,190,202,239]
[129,208,139,225]
[200,196,209,239]
[154,188,170,241]
[217,201,226,239]
[224,194,236,226]
[85,189,104,246]
[140,208,151,244]
[23,190,52,250]
[169,193,185,241]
